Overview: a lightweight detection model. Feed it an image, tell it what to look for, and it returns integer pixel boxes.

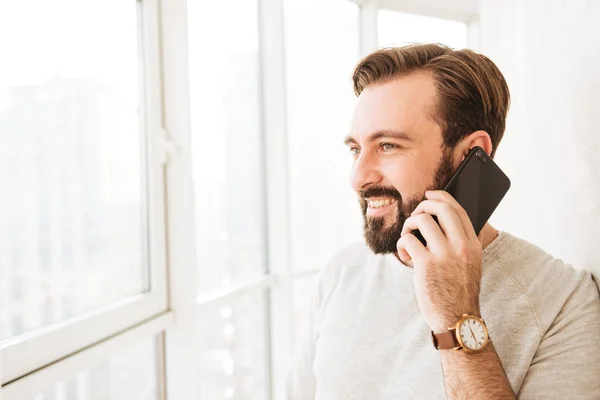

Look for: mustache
[359,186,402,201]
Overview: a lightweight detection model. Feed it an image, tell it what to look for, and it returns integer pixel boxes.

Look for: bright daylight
[1,0,600,399]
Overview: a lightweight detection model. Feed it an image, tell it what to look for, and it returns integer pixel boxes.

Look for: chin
[364,226,402,255]
[361,198,405,254]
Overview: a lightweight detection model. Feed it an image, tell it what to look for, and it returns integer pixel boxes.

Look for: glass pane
[0,0,148,340]
[284,0,364,272]
[31,335,158,400]
[187,0,267,293]
[378,10,469,49]
[198,292,270,400]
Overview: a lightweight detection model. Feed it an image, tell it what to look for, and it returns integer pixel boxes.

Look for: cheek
[380,158,433,193]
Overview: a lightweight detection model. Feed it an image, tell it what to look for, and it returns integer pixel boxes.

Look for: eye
[381,143,397,151]
[348,147,360,157]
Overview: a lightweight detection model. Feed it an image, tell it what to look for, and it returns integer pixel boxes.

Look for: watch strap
[431,329,460,350]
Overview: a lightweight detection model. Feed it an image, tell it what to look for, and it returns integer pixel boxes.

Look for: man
[286,44,600,399]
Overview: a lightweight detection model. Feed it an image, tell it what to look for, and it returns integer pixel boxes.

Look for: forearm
[440,342,515,399]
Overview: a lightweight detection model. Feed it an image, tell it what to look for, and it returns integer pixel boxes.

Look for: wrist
[431,313,490,353]
[433,309,481,332]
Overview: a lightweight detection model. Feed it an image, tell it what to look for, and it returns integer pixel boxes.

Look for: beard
[359,147,455,254]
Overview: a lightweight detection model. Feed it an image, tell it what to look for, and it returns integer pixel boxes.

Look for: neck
[479,223,499,249]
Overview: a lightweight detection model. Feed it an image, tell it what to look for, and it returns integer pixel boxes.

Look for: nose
[350,152,383,192]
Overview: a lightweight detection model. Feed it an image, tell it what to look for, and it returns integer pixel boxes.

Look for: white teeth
[368,198,395,208]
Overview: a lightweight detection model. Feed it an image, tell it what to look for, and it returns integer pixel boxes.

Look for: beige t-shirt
[286,232,600,399]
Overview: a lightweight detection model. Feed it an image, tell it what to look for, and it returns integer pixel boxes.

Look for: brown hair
[352,44,510,157]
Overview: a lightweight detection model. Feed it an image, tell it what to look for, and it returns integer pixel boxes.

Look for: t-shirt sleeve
[285,271,324,400]
[517,271,600,399]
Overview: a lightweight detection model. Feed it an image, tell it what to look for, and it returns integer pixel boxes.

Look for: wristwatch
[431,314,490,352]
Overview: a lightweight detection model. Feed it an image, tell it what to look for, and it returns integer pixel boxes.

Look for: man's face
[346,72,455,254]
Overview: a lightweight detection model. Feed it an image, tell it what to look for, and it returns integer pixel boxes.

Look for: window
[187,0,271,398]
[1,0,168,388]
[378,10,469,49]
[281,0,364,366]
[188,0,266,293]
[0,0,147,341]
[198,293,270,400]
[28,336,159,400]
[283,0,364,276]
[1,1,479,399]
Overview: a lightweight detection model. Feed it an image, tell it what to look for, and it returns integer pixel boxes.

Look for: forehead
[350,72,440,143]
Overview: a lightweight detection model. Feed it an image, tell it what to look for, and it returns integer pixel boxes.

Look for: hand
[396,190,483,332]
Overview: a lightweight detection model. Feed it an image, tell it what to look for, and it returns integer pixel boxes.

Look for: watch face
[458,317,487,351]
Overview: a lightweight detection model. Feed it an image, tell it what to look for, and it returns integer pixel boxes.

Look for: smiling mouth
[365,197,398,217]
[367,198,397,208]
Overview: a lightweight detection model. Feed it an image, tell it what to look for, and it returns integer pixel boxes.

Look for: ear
[457,130,493,162]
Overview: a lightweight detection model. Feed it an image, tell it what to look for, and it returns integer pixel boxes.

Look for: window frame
[1,313,172,399]
[0,0,170,388]
[376,0,479,22]
[371,0,480,51]
[257,0,294,398]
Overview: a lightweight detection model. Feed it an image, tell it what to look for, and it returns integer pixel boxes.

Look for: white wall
[480,0,600,283]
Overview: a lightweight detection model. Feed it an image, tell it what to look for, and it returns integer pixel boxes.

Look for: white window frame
[258,0,294,398]
[377,0,479,21]
[360,0,481,52]
[160,0,285,398]
[156,1,296,399]
[1,313,172,399]
[0,0,171,390]
[159,0,202,394]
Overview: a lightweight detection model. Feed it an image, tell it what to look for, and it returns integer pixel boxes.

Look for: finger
[425,190,477,240]
[398,247,412,264]
[397,233,428,264]
[411,199,467,243]
[396,238,410,264]
[401,213,447,253]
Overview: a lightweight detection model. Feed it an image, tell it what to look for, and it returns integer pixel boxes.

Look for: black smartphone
[412,146,511,246]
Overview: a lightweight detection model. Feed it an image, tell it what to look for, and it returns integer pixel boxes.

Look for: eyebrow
[343,129,414,146]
